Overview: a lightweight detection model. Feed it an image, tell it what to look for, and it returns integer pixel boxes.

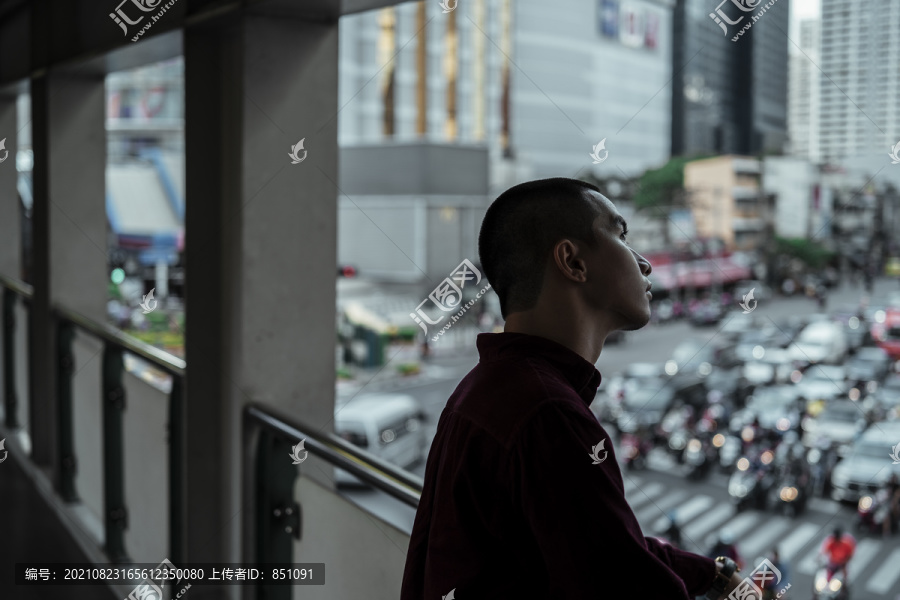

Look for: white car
[788,321,847,365]
[830,422,900,501]
[802,400,867,455]
[334,393,428,486]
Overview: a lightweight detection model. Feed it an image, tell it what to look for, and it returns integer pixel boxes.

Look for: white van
[334,393,428,486]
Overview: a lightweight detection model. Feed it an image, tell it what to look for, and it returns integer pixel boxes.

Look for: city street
[337,277,900,599]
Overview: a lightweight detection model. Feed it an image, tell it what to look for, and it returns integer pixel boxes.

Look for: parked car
[730,385,803,433]
[733,280,771,303]
[788,321,848,365]
[829,422,900,502]
[735,327,793,362]
[802,400,868,456]
[845,346,891,386]
[666,337,741,380]
[689,301,724,327]
[616,378,677,434]
[719,312,764,341]
[832,305,872,353]
[794,364,851,407]
[872,308,900,361]
[335,393,428,486]
[741,348,793,386]
[868,373,900,421]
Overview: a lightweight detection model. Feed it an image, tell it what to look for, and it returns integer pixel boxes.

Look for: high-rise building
[671,0,789,156]
[817,0,900,163]
[336,0,676,282]
[338,0,676,179]
[787,18,821,162]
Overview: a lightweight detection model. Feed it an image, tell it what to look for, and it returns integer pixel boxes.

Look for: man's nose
[634,250,652,275]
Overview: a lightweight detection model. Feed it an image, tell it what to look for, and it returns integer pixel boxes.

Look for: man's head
[478,177,652,332]
[833,526,842,541]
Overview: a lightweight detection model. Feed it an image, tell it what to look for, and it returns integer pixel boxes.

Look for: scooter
[812,559,850,600]
[684,437,713,481]
[728,448,776,511]
[716,434,742,473]
[857,488,895,535]
[620,433,651,470]
[769,469,809,517]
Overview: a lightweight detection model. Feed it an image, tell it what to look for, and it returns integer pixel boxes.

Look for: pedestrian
[401,178,743,600]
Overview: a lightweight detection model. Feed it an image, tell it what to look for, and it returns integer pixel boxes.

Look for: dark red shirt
[401,332,717,599]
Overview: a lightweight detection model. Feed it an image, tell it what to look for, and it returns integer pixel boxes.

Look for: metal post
[255,430,300,600]
[102,343,130,563]
[57,320,78,502]
[168,375,185,564]
[3,288,18,428]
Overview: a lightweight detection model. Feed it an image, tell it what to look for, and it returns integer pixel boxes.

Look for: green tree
[774,236,835,270]
[633,154,714,210]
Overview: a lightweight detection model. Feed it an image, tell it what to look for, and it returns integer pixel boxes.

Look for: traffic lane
[621,463,871,600]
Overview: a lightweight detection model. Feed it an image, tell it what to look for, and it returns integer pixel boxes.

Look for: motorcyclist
[664,511,683,549]
[762,547,789,598]
[883,473,900,537]
[819,526,855,582]
[709,531,744,571]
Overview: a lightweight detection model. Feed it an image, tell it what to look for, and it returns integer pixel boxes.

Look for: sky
[791,0,821,19]
[789,0,820,41]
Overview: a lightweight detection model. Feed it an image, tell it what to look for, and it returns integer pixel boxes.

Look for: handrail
[245,403,423,508]
[53,304,186,377]
[0,272,34,300]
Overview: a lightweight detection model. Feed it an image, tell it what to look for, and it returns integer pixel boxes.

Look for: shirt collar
[476,332,602,406]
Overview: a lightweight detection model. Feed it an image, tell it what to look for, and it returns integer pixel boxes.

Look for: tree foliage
[633,154,714,210]
[774,236,835,270]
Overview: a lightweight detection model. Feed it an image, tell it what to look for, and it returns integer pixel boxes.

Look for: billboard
[598,0,660,50]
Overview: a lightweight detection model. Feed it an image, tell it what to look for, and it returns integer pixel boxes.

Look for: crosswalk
[622,474,900,596]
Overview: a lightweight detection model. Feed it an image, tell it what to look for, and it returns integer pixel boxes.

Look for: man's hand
[712,560,745,600]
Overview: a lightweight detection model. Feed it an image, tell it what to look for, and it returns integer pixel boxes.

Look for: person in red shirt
[819,526,856,581]
[401,178,743,599]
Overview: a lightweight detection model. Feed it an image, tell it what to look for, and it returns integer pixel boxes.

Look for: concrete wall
[763,156,819,239]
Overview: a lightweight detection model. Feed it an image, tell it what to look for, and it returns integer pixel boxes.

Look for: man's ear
[552,239,587,283]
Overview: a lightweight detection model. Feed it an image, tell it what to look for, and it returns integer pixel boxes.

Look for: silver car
[830,423,900,502]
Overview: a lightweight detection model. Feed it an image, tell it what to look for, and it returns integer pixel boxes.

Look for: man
[883,473,900,537]
[401,178,743,599]
[819,526,855,581]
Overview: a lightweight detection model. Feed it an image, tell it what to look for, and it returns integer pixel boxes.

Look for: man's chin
[619,309,651,331]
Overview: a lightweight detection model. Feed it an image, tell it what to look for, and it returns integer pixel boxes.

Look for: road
[336,278,900,599]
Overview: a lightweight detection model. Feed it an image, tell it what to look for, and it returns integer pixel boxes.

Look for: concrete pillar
[0,92,19,279]
[183,12,338,585]
[29,72,107,470]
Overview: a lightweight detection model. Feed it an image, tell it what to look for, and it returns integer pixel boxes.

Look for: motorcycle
[769,468,810,517]
[807,444,838,498]
[857,488,895,534]
[684,436,713,480]
[728,450,776,511]
[620,432,651,470]
[715,433,743,473]
[812,559,850,600]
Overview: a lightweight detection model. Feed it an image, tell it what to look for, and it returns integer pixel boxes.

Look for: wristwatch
[705,556,738,600]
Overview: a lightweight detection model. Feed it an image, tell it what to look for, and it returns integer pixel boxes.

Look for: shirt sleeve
[510,400,717,599]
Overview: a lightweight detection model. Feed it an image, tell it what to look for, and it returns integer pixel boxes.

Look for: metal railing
[3,271,425,596]
[1,273,32,430]
[0,272,187,564]
[244,403,423,599]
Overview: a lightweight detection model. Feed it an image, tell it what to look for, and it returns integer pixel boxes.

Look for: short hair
[478,177,604,319]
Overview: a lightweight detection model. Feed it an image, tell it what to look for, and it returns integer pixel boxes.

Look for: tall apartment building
[817,0,900,162]
[787,18,821,162]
